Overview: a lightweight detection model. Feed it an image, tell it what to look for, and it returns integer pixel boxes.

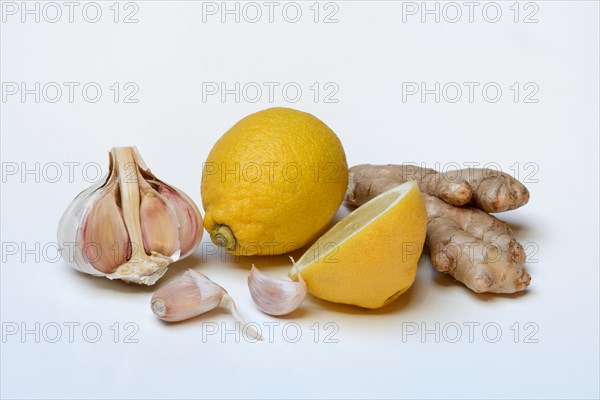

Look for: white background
[1,1,599,398]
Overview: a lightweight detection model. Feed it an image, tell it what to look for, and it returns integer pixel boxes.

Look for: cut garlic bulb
[57,146,203,285]
[151,270,263,341]
[248,260,307,316]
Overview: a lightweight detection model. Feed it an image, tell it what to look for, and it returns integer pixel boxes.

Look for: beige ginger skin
[345,164,531,294]
[346,164,529,213]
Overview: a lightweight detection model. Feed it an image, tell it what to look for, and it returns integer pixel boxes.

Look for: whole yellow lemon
[201,107,348,256]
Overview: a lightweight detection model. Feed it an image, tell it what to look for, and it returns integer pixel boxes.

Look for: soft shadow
[505,221,532,234]
[344,203,358,212]
[221,251,302,272]
[263,307,309,320]
[466,288,531,301]
[432,271,457,288]
[67,254,205,293]
[159,254,204,281]
[69,267,155,293]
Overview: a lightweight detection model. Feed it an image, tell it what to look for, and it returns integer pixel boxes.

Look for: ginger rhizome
[424,194,530,293]
[345,164,531,294]
[347,164,529,213]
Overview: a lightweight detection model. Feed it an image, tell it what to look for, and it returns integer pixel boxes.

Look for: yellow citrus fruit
[290,181,427,309]
[201,107,348,256]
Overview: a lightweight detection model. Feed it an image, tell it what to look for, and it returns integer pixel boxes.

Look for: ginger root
[347,164,529,213]
[346,164,531,294]
[424,194,530,293]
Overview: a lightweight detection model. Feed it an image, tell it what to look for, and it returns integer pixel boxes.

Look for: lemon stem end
[211,225,236,250]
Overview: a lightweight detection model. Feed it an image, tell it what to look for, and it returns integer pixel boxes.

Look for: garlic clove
[248,262,307,316]
[81,180,131,274]
[151,270,223,322]
[58,158,120,277]
[154,182,203,257]
[151,270,263,341]
[140,192,180,258]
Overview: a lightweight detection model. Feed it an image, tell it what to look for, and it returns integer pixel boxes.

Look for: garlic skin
[57,147,203,285]
[248,262,307,316]
[151,270,263,341]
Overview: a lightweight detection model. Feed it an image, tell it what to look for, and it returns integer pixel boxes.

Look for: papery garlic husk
[57,147,203,285]
[151,270,263,341]
[248,261,307,316]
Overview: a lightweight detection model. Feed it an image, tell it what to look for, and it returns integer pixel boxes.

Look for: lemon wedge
[290,181,427,309]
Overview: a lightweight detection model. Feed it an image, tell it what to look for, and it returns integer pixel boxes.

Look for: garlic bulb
[248,261,307,316]
[151,270,263,341]
[57,146,203,285]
